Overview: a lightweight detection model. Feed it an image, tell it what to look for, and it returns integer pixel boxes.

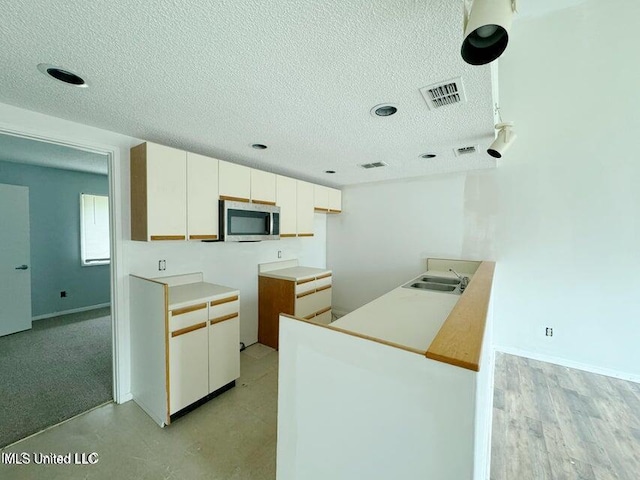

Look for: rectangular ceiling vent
[420,77,467,110]
[360,161,388,169]
[454,145,478,156]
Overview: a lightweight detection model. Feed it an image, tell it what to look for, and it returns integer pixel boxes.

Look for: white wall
[125,216,326,344]
[327,170,496,314]
[492,0,640,379]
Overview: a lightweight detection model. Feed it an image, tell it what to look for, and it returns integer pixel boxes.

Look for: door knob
[15,264,29,270]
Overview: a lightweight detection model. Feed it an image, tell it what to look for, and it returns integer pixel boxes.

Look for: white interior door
[0,183,32,336]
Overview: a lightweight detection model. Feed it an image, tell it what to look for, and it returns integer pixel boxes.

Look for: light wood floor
[491,353,640,480]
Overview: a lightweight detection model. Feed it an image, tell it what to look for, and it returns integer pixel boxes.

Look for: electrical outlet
[277,250,282,259]
[545,327,553,337]
[60,291,67,298]
[158,260,166,271]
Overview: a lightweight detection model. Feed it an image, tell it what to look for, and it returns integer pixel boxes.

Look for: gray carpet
[0,307,112,447]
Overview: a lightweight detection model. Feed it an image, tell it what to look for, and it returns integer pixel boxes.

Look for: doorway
[0,132,116,447]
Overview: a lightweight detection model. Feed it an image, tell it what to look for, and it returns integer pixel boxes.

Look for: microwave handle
[266,213,272,235]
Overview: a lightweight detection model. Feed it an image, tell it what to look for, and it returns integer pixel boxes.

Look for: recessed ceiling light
[324,170,336,174]
[370,104,398,117]
[251,144,267,150]
[37,63,87,87]
[420,153,437,159]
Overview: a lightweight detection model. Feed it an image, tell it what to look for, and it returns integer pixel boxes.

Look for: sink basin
[407,282,457,292]
[419,276,460,285]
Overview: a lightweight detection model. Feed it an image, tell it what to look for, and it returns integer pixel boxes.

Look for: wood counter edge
[425,261,496,372]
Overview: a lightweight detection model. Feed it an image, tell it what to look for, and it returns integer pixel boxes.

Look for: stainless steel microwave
[219,200,280,242]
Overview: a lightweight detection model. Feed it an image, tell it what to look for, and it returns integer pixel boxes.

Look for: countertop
[331,270,465,354]
[167,282,239,310]
[258,266,331,282]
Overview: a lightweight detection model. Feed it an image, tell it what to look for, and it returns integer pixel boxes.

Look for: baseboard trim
[32,303,111,321]
[494,345,640,384]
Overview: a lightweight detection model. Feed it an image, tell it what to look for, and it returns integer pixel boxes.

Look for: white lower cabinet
[209,316,240,393]
[169,322,209,414]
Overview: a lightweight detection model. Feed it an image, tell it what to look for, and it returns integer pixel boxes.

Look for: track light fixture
[461,0,517,65]
[487,122,516,158]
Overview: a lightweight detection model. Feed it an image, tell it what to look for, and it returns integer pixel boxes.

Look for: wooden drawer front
[169,303,208,333]
[314,309,332,325]
[315,275,332,290]
[169,325,209,414]
[209,316,240,393]
[209,298,239,322]
[295,278,316,295]
[295,287,331,318]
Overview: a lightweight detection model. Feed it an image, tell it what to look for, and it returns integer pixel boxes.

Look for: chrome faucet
[449,268,470,291]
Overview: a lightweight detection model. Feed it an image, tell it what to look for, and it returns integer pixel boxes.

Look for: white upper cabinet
[251,169,276,205]
[328,188,342,213]
[296,180,315,237]
[187,152,219,240]
[314,184,330,212]
[131,142,187,241]
[219,161,251,202]
[276,175,297,237]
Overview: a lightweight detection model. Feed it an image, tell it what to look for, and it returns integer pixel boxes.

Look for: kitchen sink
[408,282,456,292]
[418,275,460,285]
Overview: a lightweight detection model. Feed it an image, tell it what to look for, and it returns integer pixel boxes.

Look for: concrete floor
[3,346,639,480]
[0,343,278,480]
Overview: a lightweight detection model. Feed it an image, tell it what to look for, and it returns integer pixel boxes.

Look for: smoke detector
[454,145,478,156]
[420,77,466,110]
[360,161,388,169]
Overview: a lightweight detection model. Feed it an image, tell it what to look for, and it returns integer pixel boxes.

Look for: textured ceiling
[0,1,577,186]
[0,133,107,175]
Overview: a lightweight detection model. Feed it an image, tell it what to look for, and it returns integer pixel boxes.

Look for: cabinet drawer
[315,274,332,290]
[295,277,316,295]
[295,287,331,318]
[314,308,332,325]
[169,303,208,333]
[209,296,239,322]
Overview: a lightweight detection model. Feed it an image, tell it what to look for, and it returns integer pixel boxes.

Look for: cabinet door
[296,181,314,237]
[169,322,208,414]
[209,316,240,393]
[328,188,342,213]
[276,175,297,237]
[251,169,276,205]
[146,143,187,240]
[187,152,219,240]
[314,184,330,212]
[219,160,251,202]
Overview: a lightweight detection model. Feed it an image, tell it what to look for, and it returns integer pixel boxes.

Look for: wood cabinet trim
[303,312,316,320]
[316,272,332,280]
[151,235,186,241]
[296,277,315,285]
[328,209,342,214]
[189,234,217,240]
[251,199,277,206]
[314,207,329,213]
[171,303,207,316]
[425,261,495,372]
[210,295,239,306]
[163,283,170,424]
[210,312,239,325]
[297,233,314,237]
[315,306,331,315]
[171,321,207,338]
[280,233,296,238]
[296,289,316,299]
[259,276,295,349]
[219,195,250,203]
[315,285,332,292]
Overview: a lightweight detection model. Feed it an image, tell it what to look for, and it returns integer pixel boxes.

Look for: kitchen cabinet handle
[15,264,29,270]
[315,306,331,315]
[303,312,316,320]
[171,303,207,316]
[219,195,250,203]
[210,312,239,325]
[150,235,186,241]
[316,285,332,292]
[171,322,207,338]
[189,234,217,240]
[210,295,239,306]
[251,200,277,206]
[297,233,314,237]
[280,233,296,238]
[316,272,332,280]
[296,278,315,285]
[296,289,316,299]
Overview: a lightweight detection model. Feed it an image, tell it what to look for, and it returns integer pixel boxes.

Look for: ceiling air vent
[360,161,388,169]
[454,145,478,156]
[420,77,467,110]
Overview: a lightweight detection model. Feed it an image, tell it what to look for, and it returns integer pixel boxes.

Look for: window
[80,194,110,266]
